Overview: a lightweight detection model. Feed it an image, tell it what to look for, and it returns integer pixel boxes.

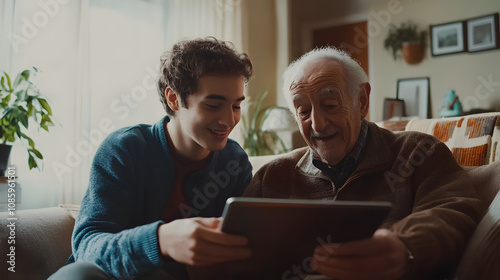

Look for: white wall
[244,0,278,106]
[290,0,500,121]
[370,0,500,121]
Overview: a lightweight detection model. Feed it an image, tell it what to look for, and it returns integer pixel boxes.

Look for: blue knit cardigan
[68,116,252,279]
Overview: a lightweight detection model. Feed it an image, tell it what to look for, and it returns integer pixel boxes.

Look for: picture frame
[466,13,500,53]
[383,98,405,121]
[397,77,430,119]
[430,21,466,56]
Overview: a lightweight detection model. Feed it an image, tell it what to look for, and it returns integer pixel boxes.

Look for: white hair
[282,47,368,111]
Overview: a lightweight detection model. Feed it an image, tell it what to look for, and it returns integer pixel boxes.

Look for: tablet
[220,197,392,277]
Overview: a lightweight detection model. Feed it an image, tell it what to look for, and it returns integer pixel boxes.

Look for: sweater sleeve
[72,129,165,278]
[390,139,483,278]
[242,167,264,197]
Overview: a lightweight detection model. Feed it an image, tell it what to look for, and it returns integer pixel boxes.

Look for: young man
[49,37,254,280]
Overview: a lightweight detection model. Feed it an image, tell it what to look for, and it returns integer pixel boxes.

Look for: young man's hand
[158,217,251,266]
[311,229,411,280]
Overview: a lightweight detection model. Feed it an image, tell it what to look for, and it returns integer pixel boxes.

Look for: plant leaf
[14,90,26,103]
[1,92,11,107]
[28,154,38,170]
[258,106,273,130]
[241,114,248,132]
[27,102,34,116]
[251,91,268,131]
[19,132,35,148]
[13,73,22,89]
[19,113,29,128]
[20,69,30,80]
[13,69,31,89]
[241,91,290,156]
[5,72,12,92]
[6,130,16,142]
[30,148,43,159]
[2,117,10,125]
[38,98,52,115]
[40,114,54,131]
[0,76,6,91]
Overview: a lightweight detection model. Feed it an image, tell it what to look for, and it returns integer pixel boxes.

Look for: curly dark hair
[157,37,253,115]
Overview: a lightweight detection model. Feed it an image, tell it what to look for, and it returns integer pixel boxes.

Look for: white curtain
[164,0,248,145]
[0,0,246,207]
[165,0,247,52]
[0,0,14,70]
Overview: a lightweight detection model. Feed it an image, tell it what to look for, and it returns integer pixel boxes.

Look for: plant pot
[402,41,424,64]
[0,144,12,177]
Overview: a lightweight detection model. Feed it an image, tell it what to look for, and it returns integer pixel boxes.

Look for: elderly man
[243,47,482,280]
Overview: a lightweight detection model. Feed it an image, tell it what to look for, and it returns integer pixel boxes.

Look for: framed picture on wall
[397,77,430,119]
[383,98,405,120]
[430,21,466,56]
[466,13,500,53]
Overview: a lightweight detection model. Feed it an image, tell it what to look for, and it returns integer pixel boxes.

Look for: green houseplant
[0,67,54,174]
[384,21,427,64]
[241,91,288,156]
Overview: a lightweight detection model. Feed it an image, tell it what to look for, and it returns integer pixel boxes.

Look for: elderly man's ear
[358,82,371,119]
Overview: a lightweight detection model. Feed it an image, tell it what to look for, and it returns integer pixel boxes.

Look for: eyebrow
[292,94,306,105]
[319,87,340,96]
[291,87,339,102]
[205,94,245,102]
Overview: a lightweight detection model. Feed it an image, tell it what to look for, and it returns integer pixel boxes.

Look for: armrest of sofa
[454,189,500,280]
[466,162,500,207]
[0,207,75,280]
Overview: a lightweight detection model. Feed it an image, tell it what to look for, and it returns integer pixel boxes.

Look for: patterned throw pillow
[406,113,500,166]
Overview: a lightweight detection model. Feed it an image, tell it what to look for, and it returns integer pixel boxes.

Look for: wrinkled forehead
[289,57,347,94]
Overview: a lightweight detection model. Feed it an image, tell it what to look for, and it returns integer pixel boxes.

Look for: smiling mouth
[210,129,229,136]
[313,133,337,141]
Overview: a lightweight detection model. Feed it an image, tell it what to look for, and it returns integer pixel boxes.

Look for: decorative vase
[402,41,424,64]
[0,144,12,177]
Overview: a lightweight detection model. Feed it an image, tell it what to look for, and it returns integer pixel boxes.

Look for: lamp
[261,107,299,132]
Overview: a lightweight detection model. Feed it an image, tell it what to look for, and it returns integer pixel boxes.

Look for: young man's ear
[358,82,371,119]
[165,88,180,111]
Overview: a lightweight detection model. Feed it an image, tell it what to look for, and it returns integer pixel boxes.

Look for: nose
[218,106,237,128]
[311,107,326,132]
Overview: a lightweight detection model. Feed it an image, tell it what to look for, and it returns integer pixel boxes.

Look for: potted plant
[241,91,288,156]
[384,21,427,64]
[0,67,54,175]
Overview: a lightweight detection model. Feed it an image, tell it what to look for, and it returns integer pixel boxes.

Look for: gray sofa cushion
[466,161,500,207]
[454,190,500,280]
[453,162,500,280]
[0,207,75,280]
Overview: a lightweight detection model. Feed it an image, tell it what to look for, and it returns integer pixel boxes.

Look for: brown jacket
[244,122,482,279]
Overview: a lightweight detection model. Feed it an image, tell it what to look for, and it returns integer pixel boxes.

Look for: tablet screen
[220,197,392,277]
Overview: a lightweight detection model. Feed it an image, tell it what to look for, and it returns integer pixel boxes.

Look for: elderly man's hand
[311,229,411,280]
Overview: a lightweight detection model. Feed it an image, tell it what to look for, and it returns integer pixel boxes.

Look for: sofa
[1,112,500,280]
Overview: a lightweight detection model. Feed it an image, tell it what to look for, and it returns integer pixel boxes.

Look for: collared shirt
[312,119,368,188]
